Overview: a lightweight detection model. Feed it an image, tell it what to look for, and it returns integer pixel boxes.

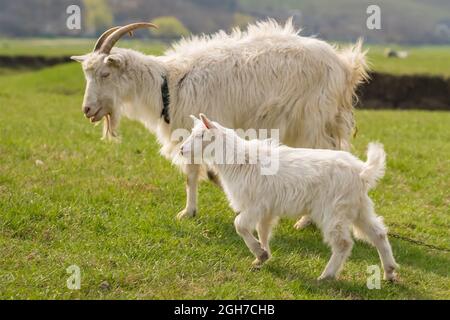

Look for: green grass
[367,45,450,77]
[0,38,166,57]
[0,60,449,299]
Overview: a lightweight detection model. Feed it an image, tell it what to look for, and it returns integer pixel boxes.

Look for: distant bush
[83,0,113,35]
[150,16,190,39]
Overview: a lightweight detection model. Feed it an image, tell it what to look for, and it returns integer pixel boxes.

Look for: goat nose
[83,106,91,115]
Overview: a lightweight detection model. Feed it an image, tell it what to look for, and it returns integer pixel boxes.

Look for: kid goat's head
[71,23,158,138]
[180,114,227,164]
[181,114,279,173]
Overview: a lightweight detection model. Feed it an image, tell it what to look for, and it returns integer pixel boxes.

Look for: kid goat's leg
[235,213,269,267]
[177,164,200,219]
[319,220,354,280]
[256,216,277,257]
[353,201,398,281]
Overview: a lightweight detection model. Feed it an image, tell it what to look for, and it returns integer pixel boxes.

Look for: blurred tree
[150,16,190,39]
[191,0,237,11]
[109,0,234,35]
[83,0,113,35]
[0,0,84,37]
[0,0,450,44]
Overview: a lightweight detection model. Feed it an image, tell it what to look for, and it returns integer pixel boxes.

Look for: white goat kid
[71,20,368,222]
[181,114,398,281]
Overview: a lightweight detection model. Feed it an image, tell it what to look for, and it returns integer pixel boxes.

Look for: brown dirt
[357,72,450,110]
[0,55,71,69]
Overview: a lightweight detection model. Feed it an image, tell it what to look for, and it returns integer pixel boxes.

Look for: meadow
[0,41,449,299]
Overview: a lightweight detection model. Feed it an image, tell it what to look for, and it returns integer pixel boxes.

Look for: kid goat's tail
[360,142,386,190]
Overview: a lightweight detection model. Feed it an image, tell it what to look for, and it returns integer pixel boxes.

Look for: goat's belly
[278,205,310,219]
[226,197,311,223]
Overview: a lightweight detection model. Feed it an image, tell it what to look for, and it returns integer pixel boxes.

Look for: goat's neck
[211,138,260,179]
[211,135,279,185]
[121,55,169,133]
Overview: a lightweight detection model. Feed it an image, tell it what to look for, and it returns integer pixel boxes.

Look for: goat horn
[93,26,121,52]
[99,22,158,54]
[93,27,135,52]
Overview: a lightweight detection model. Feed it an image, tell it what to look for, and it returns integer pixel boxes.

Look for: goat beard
[100,112,120,141]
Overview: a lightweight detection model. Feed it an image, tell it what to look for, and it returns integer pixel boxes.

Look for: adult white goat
[180,114,398,281]
[71,19,368,220]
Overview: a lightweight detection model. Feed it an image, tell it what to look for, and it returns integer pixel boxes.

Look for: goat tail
[360,142,386,190]
[339,38,370,90]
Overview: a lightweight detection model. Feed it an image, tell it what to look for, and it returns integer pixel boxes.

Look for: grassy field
[0,38,166,57]
[0,48,449,299]
[1,38,450,77]
[367,45,450,77]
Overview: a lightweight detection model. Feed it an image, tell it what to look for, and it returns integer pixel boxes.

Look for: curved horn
[99,22,158,54]
[93,26,121,52]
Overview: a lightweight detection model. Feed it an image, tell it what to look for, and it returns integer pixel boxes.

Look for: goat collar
[161,75,170,124]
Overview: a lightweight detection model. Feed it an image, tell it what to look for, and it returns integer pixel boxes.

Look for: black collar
[161,75,170,124]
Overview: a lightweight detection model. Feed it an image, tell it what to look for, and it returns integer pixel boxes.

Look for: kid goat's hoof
[251,251,270,268]
[384,272,399,282]
[383,264,399,282]
[176,208,197,220]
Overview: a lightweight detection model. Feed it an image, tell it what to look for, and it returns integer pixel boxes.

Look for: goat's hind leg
[353,201,398,281]
[235,213,269,268]
[319,221,354,280]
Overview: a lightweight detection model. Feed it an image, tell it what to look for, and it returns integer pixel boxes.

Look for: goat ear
[71,55,87,63]
[104,54,124,67]
[199,113,216,129]
[190,115,202,126]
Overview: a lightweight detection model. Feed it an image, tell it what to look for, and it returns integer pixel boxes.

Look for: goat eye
[101,72,110,78]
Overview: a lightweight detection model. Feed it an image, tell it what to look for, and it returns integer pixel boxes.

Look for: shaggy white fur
[72,19,369,220]
[181,114,398,281]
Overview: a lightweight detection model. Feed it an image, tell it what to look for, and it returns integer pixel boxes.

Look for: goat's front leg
[177,164,200,219]
[256,216,277,256]
[234,214,269,268]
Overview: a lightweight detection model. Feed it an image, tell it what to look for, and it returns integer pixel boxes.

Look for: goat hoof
[384,272,399,282]
[259,250,270,263]
[251,258,266,269]
[251,260,263,269]
[176,208,197,220]
[317,274,336,281]
[252,250,270,268]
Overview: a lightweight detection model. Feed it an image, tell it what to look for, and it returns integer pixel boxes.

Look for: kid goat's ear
[190,115,202,126]
[199,113,216,129]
